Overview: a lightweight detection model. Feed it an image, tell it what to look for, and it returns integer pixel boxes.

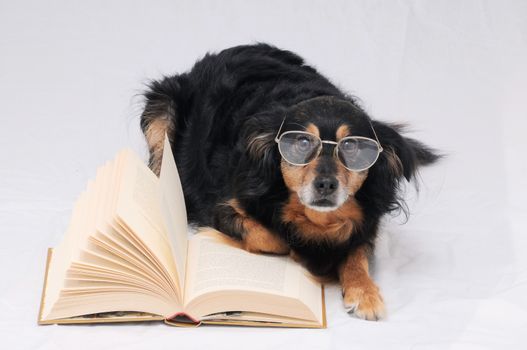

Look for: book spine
[164,312,201,327]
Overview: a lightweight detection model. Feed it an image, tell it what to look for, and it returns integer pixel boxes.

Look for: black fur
[141,43,439,279]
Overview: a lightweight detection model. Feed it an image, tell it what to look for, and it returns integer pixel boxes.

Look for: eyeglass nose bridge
[319,140,339,157]
[320,140,338,145]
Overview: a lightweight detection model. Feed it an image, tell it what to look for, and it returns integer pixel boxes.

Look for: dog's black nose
[313,176,338,195]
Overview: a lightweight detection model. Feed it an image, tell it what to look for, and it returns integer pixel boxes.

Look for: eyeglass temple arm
[274,117,286,143]
[368,119,383,152]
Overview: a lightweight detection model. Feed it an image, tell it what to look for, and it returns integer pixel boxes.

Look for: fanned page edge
[38,248,164,325]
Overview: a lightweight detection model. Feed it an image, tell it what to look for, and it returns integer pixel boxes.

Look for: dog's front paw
[342,282,385,321]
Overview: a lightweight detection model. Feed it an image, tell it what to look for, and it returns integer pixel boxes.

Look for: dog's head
[277,97,379,212]
[243,95,439,216]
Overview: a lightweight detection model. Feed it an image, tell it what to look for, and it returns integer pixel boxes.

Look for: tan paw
[243,237,290,255]
[342,283,385,321]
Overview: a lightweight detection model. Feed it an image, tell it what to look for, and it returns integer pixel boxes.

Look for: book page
[115,150,181,298]
[183,229,323,324]
[158,134,189,290]
[190,236,289,294]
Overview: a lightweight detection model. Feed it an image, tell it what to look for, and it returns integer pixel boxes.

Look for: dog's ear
[373,121,440,181]
[357,121,440,215]
[245,127,277,176]
[242,116,280,174]
[233,113,283,198]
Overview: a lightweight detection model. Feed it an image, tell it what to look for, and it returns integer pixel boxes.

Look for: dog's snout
[313,176,338,195]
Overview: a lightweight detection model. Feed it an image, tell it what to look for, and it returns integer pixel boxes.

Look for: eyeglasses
[274,119,383,172]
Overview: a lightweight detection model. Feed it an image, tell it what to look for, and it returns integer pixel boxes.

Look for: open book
[38,136,326,328]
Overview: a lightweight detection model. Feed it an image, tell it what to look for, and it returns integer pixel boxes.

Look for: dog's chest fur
[281,194,363,244]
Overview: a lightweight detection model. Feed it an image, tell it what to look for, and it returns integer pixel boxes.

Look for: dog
[140,43,439,321]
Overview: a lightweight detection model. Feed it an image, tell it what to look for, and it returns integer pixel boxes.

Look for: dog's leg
[213,200,290,255]
[338,245,385,320]
[141,77,180,176]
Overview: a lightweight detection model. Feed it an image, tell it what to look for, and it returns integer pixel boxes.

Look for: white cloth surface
[1,1,526,349]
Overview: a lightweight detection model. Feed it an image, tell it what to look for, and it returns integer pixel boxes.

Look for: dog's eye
[295,136,312,151]
[340,139,358,154]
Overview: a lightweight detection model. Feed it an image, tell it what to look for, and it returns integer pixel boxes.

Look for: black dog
[140,43,439,320]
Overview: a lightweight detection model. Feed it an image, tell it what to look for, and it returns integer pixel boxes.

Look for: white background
[1,1,526,349]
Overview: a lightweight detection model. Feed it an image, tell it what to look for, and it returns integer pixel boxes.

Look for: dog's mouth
[312,198,335,207]
[306,198,340,212]
[302,195,348,212]
[307,199,339,212]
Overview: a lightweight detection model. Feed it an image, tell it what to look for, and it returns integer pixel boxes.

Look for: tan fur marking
[336,125,350,140]
[336,150,368,196]
[145,118,173,176]
[228,199,289,254]
[281,193,362,244]
[337,159,369,195]
[335,125,369,195]
[305,123,320,137]
[280,158,319,192]
[339,246,385,320]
